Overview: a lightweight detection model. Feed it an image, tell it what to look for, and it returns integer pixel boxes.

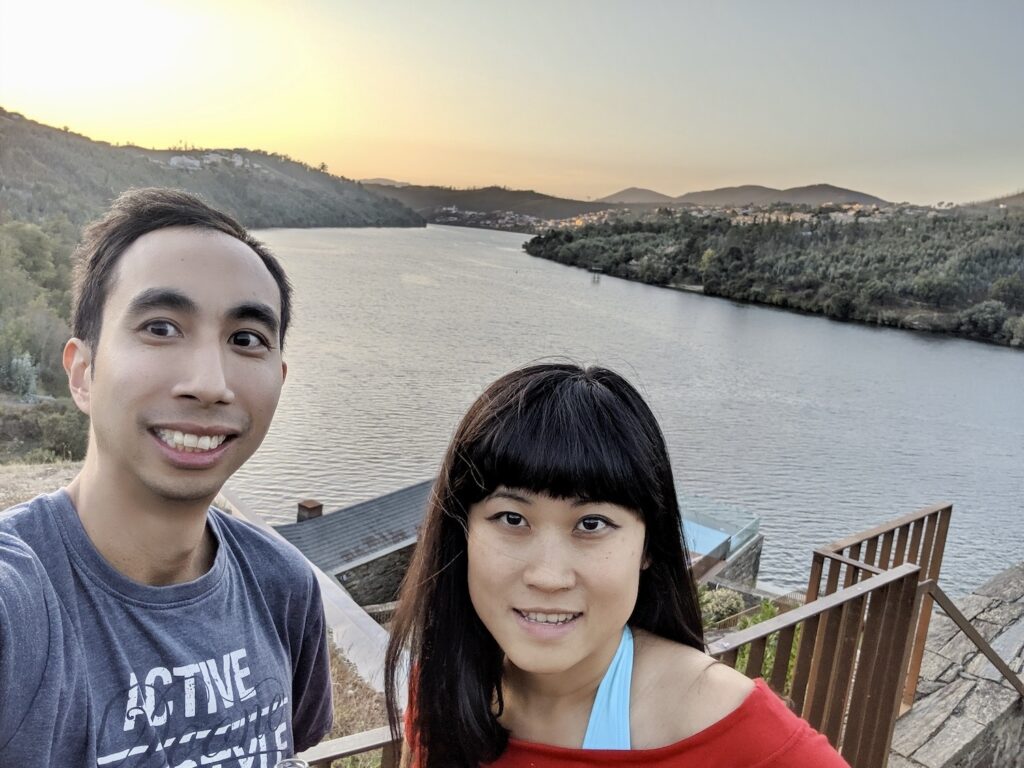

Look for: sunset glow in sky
[2,0,1022,203]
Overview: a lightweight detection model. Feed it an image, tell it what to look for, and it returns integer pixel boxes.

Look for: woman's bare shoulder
[630,629,756,748]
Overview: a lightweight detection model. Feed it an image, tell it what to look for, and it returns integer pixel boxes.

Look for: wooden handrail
[709,563,920,656]
[823,501,952,552]
[807,503,953,708]
[711,563,923,767]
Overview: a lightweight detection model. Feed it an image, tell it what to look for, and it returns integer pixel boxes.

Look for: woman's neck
[498,628,624,747]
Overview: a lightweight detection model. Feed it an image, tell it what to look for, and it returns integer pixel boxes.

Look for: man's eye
[144,321,181,338]
[230,331,269,349]
[577,517,611,533]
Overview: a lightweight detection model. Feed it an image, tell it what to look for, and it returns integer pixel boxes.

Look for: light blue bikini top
[581,625,633,749]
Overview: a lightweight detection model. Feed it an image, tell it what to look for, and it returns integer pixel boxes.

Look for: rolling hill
[362,183,614,220]
[0,107,423,229]
[597,187,676,204]
[674,183,888,207]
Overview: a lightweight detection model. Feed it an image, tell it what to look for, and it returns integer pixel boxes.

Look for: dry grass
[325,641,390,768]
[0,460,81,510]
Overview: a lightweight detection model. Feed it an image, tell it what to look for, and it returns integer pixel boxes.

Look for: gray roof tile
[275,479,434,575]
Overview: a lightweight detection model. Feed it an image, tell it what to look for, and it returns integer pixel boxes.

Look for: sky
[1,0,1022,204]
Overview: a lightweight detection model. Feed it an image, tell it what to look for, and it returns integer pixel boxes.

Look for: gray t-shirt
[0,490,333,767]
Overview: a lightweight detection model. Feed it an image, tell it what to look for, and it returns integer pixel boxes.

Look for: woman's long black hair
[384,363,704,767]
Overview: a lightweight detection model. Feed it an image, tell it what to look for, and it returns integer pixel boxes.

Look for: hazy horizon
[2,0,1022,205]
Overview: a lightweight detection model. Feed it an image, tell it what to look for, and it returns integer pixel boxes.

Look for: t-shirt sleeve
[0,533,87,762]
[0,534,52,749]
[289,567,334,752]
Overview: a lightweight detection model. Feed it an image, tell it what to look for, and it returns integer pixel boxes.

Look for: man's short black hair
[71,188,292,352]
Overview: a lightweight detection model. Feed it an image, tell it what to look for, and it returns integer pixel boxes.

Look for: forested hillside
[0,107,423,229]
[0,218,88,461]
[525,209,1024,347]
[363,183,614,220]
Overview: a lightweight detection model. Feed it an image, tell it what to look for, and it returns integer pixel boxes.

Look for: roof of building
[275,479,434,576]
[275,478,759,578]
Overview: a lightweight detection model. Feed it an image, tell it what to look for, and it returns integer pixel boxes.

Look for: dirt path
[0,461,82,510]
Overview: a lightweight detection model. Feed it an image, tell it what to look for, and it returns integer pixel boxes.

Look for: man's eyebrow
[227,302,280,336]
[126,288,198,317]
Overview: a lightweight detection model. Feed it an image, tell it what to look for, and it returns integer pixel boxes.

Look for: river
[228,225,1023,594]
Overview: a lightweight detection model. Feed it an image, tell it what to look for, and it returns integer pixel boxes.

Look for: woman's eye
[143,320,181,338]
[577,517,611,533]
[498,512,526,527]
[230,330,269,349]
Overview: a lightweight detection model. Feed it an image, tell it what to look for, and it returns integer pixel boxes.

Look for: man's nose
[522,537,576,592]
[172,341,236,405]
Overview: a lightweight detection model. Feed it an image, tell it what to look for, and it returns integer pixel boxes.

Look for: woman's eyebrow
[488,489,534,504]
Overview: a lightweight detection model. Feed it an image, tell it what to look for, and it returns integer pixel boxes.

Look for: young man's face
[68,226,287,504]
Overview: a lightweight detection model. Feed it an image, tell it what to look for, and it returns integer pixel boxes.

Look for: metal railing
[709,562,922,768]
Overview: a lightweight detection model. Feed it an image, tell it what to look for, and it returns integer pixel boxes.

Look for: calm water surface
[229,225,1023,594]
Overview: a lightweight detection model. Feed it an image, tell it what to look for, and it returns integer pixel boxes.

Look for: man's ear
[63,338,92,415]
[281,360,288,384]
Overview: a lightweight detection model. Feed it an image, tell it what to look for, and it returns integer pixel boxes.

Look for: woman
[385,363,848,767]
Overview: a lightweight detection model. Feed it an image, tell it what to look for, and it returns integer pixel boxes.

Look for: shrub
[700,587,746,624]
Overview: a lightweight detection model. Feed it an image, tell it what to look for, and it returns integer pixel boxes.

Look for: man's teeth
[156,429,228,452]
[520,611,579,625]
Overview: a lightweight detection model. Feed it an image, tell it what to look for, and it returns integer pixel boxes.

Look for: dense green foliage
[525,209,1024,347]
[0,220,75,396]
[0,107,424,229]
[0,398,89,462]
[0,217,89,462]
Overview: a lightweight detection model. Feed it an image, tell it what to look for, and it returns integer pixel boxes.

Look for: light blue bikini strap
[581,625,633,750]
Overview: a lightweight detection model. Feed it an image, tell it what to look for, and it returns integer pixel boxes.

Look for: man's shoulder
[0,528,54,635]
[0,490,64,551]
[211,506,317,584]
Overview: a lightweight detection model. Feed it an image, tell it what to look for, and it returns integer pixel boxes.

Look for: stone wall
[889,562,1024,768]
[715,533,763,589]
[340,545,415,606]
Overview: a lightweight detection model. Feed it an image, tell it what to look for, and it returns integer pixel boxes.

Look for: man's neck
[66,457,218,586]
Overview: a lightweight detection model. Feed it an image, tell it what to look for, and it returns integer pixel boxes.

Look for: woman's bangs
[470,394,653,512]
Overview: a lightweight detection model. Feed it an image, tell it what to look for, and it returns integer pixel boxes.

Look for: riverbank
[523,212,1024,350]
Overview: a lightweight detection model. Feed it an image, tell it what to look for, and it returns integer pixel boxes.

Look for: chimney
[297,499,323,523]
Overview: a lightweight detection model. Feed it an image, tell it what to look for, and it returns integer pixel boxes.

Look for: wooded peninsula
[524,208,1024,348]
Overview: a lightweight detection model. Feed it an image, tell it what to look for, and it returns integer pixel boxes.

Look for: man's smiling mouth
[154,428,232,453]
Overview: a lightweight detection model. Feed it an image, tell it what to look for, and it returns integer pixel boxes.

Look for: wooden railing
[807,502,951,708]
[709,562,922,768]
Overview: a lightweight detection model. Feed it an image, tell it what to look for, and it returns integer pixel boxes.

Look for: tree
[991,275,1024,311]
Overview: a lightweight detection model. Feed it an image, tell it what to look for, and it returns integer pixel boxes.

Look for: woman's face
[466,487,647,681]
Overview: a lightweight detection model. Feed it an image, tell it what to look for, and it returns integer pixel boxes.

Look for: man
[0,189,333,766]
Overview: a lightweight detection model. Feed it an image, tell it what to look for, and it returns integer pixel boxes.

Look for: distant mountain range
[362,183,613,220]
[359,177,411,187]
[601,183,890,207]
[0,107,423,229]
[597,187,676,204]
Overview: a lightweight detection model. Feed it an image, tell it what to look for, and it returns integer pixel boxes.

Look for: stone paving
[889,562,1024,767]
